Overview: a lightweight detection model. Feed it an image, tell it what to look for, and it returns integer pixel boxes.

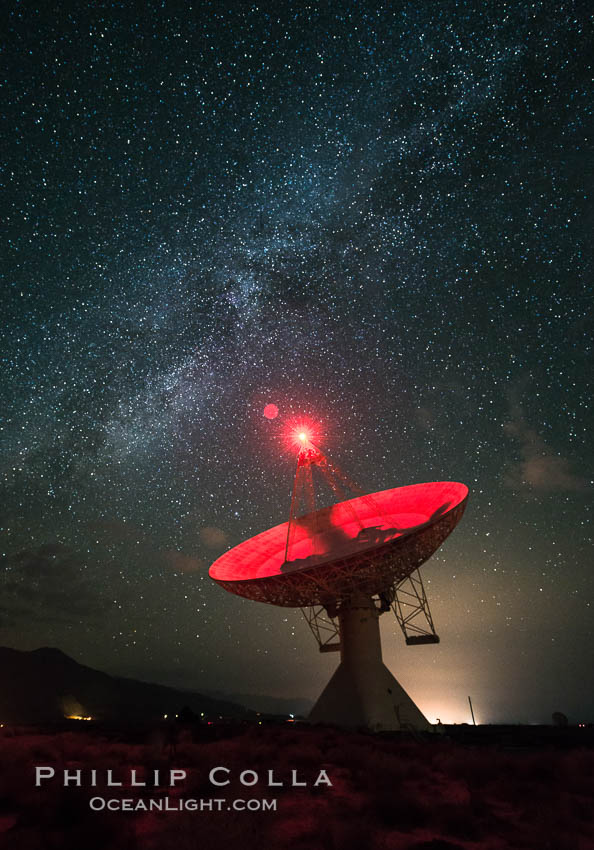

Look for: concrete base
[308,595,432,732]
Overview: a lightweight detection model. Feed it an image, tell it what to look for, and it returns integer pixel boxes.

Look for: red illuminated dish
[209,481,468,607]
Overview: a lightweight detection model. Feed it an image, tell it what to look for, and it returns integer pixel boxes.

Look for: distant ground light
[263,403,279,419]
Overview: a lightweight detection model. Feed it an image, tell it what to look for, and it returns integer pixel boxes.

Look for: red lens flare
[283,417,324,453]
[263,403,279,420]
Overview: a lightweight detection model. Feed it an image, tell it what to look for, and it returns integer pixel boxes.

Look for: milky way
[2,1,592,722]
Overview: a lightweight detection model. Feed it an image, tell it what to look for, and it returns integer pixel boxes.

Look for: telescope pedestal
[308,595,432,732]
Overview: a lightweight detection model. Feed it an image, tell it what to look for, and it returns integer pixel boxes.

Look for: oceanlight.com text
[89,796,277,812]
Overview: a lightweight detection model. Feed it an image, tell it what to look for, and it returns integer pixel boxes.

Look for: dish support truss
[301,567,439,652]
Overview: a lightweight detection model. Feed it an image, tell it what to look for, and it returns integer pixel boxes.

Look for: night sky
[2,1,592,725]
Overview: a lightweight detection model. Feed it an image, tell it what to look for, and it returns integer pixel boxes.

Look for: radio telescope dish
[209,437,468,733]
[210,481,467,608]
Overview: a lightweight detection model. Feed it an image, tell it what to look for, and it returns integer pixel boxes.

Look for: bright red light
[283,417,323,453]
[263,404,279,420]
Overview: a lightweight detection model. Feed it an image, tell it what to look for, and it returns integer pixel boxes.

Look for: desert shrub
[5,788,137,850]
[371,784,432,831]
[432,744,511,791]
[325,811,381,850]
[429,801,477,841]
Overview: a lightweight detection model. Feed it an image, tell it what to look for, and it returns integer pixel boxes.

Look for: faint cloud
[0,544,108,625]
[503,408,587,493]
[414,405,435,432]
[199,526,229,549]
[160,550,205,574]
[87,518,144,544]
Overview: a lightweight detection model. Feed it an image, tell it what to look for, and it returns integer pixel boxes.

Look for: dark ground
[0,721,593,850]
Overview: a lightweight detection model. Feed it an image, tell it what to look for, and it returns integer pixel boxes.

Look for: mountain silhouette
[0,646,252,723]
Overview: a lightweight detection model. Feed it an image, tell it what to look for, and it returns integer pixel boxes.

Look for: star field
[1,0,592,723]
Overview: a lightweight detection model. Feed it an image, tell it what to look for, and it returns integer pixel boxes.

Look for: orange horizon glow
[417,699,479,726]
